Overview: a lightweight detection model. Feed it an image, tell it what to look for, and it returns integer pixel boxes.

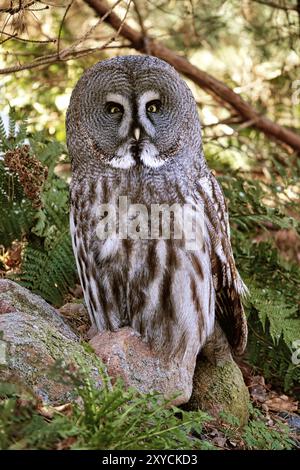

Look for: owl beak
[133,127,141,141]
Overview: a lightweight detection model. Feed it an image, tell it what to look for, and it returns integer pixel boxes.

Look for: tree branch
[0,30,55,44]
[84,0,300,153]
[57,1,74,56]
[0,0,130,75]
[252,0,299,12]
[0,1,37,14]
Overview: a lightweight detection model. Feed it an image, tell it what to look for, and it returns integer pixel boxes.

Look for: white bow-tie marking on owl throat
[106,91,165,169]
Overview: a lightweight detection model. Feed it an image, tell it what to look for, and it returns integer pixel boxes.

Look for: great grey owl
[66,55,247,363]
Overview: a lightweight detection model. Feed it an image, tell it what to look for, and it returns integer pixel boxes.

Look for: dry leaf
[248,375,268,403]
[38,405,55,419]
[264,396,298,413]
[54,403,73,416]
[56,437,77,450]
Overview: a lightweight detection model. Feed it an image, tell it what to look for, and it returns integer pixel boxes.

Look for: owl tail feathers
[236,274,249,298]
[215,284,248,357]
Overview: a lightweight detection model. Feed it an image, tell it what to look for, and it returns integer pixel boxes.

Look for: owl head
[66,55,202,170]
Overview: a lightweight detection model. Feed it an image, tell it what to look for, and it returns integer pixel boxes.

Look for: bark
[84,0,300,153]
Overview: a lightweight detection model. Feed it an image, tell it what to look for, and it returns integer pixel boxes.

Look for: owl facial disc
[67,55,201,172]
[103,90,165,169]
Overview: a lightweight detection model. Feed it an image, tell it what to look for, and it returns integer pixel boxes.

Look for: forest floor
[56,286,300,451]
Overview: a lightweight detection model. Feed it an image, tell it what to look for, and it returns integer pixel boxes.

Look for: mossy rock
[186,357,250,427]
[0,279,250,423]
[0,280,103,404]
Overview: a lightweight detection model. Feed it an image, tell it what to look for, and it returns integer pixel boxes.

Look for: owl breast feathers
[67,55,247,362]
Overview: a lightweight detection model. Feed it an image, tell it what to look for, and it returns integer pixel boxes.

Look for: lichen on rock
[185,356,250,427]
[89,327,196,406]
[0,279,103,404]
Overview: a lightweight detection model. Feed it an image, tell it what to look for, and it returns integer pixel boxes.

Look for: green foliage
[242,406,295,451]
[0,361,213,450]
[0,112,35,247]
[220,175,299,234]
[0,362,297,450]
[0,113,77,305]
[0,110,28,153]
[220,172,300,393]
[219,405,295,450]
[19,231,75,306]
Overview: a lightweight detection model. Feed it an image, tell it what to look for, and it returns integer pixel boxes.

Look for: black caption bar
[0,449,296,467]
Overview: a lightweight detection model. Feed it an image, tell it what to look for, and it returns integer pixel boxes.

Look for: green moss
[186,358,250,427]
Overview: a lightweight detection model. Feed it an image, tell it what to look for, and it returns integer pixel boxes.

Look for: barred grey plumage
[66,55,247,363]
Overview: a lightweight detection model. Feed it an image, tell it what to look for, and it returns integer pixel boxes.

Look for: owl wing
[196,171,248,355]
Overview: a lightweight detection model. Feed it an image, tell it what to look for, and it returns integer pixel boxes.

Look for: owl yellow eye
[106,102,124,115]
[146,100,161,113]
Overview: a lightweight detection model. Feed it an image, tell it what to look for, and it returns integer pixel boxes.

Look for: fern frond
[8,113,16,140]
[17,230,77,306]
[0,116,7,152]
[16,119,28,143]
